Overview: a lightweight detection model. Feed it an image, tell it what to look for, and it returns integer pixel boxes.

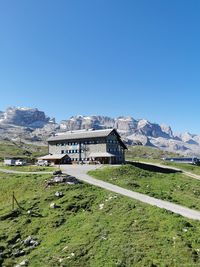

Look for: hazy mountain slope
[0,106,200,156]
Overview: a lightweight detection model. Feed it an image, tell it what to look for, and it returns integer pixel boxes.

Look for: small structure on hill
[163,157,200,165]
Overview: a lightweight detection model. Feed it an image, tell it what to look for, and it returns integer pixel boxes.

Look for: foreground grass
[0,140,48,161]
[89,165,200,210]
[0,165,54,172]
[1,172,200,266]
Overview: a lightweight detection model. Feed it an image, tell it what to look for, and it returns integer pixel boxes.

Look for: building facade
[44,129,127,164]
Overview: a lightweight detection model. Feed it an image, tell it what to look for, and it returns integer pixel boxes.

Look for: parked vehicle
[15,159,26,166]
[37,160,49,166]
[4,159,16,166]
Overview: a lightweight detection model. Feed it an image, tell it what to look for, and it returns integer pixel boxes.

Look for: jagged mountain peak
[1,107,200,156]
[0,106,54,128]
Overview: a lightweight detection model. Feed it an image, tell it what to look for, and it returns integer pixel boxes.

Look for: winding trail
[60,165,200,221]
[1,164,200,220]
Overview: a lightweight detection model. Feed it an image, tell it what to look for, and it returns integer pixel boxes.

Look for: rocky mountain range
[0,106,200,156]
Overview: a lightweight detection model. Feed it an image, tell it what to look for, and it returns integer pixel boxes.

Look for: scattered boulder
[27,210,32,215]
[55,191,63,197]
[46,175,80,186]
[99,204,104,210]
[53,170,62,175]
[15,259,29,267]
[67,252,75,259]
[24,236,39,248]
[12,250,25,257]
[50,203,59,209]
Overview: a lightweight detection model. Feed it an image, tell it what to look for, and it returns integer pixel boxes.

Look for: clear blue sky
[0,0,200,133]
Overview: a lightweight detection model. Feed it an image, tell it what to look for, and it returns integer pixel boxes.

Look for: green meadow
[1,170,200,267]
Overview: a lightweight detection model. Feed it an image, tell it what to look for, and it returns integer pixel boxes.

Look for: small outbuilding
[37,154,69,165]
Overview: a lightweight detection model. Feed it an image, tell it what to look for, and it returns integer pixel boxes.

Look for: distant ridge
[0,106,200,156]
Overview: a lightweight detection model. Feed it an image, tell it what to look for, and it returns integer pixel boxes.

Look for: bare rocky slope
[0,106,200,156]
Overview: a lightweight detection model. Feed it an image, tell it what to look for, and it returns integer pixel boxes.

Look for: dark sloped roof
[47,128,127,149]
[48,129,114,141]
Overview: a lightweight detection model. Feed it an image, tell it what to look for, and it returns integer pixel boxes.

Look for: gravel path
[61,165,200,221]
[1,164,200,220]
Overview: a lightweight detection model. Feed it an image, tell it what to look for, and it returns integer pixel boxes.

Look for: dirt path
[1,164,200,220]
[60,165,200,221]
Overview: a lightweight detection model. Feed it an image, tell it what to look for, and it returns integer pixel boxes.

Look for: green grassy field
[0,165,54,172]
[126,146,180,160]
[0,140,48,161]
[126,145,200,175]
[1,172,200,267]
[89,164,200,210]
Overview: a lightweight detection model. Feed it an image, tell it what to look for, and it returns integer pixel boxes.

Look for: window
[61,150,64,154]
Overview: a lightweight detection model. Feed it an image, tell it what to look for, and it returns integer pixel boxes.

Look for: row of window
[61,149,84,154]
[56,139,119,146]
[107,140,118,144]
[61,148,122,154]
[64,158,92,162]
[58,140,102,146]
[108,148,122,152]
[64,157,123,162]
[57,142,78,146]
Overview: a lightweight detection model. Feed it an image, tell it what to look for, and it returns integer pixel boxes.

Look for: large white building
[40,129,127,164]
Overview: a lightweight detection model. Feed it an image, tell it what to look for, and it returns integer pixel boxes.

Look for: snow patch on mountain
[1,107,200,156]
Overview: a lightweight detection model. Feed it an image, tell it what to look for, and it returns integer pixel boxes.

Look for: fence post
[12,191,15,210]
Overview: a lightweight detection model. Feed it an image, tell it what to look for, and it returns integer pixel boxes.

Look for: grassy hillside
[89,164,200,210]
[1,172,200,266]
[0,165,54,172]
[0,140,48,161]
[161,161,200,175]
[126,145,180,160]
[125,146,200,176]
